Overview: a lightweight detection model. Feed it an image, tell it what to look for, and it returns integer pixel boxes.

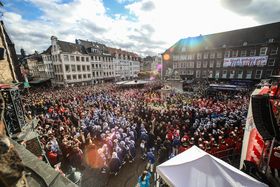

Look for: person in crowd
[146,148,156,173]
[138,170,151,187]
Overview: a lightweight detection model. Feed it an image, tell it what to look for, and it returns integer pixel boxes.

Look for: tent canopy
[156,146,267,187]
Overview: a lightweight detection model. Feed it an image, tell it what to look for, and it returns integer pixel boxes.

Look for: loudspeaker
[252,95,280,141]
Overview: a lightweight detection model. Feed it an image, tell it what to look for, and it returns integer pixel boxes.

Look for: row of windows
[66,74,91,80]
[115,54,139,61]
[180,69,273,79]
[173,47,278,61]
[92,71,114,77]
[174,58,276,69]
[63,55,114,62]
[65,65,91,72]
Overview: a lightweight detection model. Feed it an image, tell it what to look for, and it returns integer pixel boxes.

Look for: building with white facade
[108,47,140,80]
[41,36,92,86]
[76,39,115,84]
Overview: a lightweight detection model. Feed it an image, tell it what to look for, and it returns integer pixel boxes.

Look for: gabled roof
[41,45,52,55]
[57,40,87,54]
[76,39,109,55]
[167,22,280,54]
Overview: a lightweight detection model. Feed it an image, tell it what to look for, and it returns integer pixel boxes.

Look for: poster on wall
[223,56,268,67]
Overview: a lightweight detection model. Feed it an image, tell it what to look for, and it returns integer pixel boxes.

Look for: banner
[240,87,268,169]
[223,56,268,67]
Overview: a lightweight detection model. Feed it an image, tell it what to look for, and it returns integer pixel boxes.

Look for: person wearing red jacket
[269,146,280,178]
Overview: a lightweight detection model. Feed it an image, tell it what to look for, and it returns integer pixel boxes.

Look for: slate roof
[41,45,52,55]
[76,39,109,55]
[57,40,87,54]
[167,22,280,54]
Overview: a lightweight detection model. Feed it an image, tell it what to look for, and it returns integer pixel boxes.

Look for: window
[203,52,209,59]
[203,61,208,68]
[224,50,230,58]
[209,60,214,68]
[71,65,76,72]
[187,54,194,60]
[270,47,278,55]
[63,55,69,61]
[86,57,89,62]
[92,72,95,77]
[222,70,227,78]
[197,53,202,60]
[87,65,90,71]
[196,61,201,68]
[82,65,86,71]
[202,70,207,78]
[73,75,77,80]
[70,56,75,61]
[210,52,215,59]
[259,47,268,56]
[77,65,81,71]
[180,55,187,60]
[187,70,194,75]
[196,70,200,78]
[230,70,235,79]
[83,74,86,79]
[216,52,222,58]
[65,65,70,72]
[215,71,220,79]
[216,60,222,68]
[66,75,71,80]
[78,74,82,79]
[208,70,213,78]
[232,50,238,57]
[255,70,262,79]
[246,70,252,79]
[265,70,272,78]
[189,61,194,68]
[88,74,91,78]
[268,59,275,66]
[173,55,180,61]
[240,50,247,57]
[249,49,256,56]
[81,57,84,62]
[237,70,243,79]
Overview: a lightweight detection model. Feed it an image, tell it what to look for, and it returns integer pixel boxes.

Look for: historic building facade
[162,22,280,81]
[41,36,140,86]
[108,47,140,80]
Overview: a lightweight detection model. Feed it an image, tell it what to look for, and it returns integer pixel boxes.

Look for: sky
[0,0,280,56]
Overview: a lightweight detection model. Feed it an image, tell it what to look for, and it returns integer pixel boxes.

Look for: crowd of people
[21,81,250,179]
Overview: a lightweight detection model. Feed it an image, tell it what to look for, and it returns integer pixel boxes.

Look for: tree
[20,48,26,57]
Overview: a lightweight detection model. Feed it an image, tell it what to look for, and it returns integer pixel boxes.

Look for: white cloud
[3,0,277,57]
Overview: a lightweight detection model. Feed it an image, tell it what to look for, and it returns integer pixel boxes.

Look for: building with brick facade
[162,22,280,81]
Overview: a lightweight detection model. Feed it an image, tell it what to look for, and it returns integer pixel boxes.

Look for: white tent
[156,146,268,187]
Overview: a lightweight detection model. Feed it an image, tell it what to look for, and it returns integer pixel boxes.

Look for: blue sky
[1,0,280,56]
